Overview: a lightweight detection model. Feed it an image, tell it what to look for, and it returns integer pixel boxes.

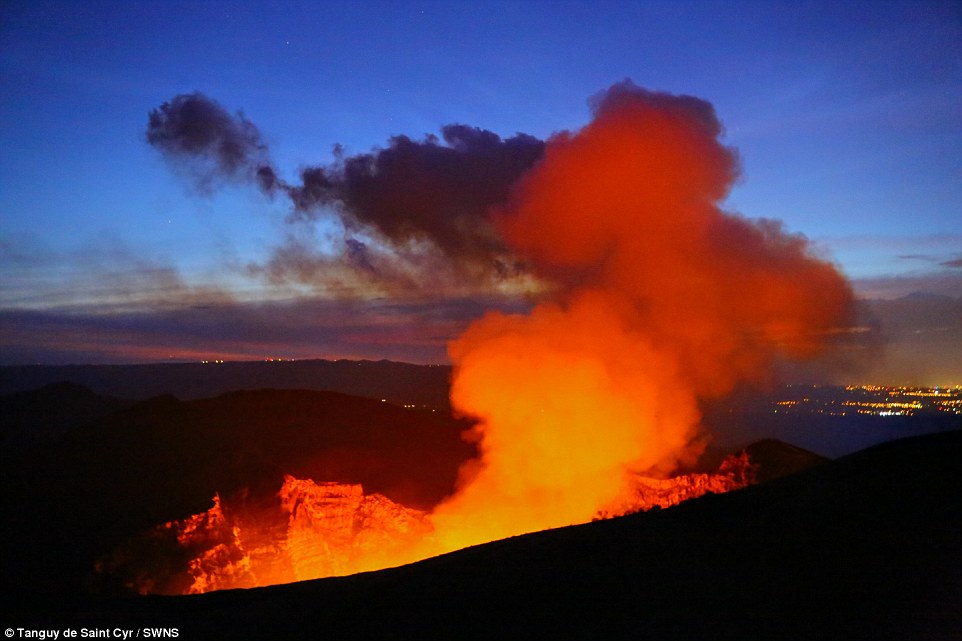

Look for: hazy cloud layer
[0,295,521,365]
[0,237,235,312]
[852,271,962,300]
[6,291,959,385]
[857,295,962,385]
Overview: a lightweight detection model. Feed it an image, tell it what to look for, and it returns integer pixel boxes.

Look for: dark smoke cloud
[286,125,544,263]
[147,93,276,192]
[148,93,545,286]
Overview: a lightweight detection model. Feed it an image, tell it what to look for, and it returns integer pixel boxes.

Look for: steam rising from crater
[429,81,854,549]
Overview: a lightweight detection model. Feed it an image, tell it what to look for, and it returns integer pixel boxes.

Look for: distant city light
[775,385,962,417]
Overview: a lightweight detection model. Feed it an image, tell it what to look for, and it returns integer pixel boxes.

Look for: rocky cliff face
[279,476,430,582]
[150,461,756,593]
[598,452,757,519]
[100,477,430,594]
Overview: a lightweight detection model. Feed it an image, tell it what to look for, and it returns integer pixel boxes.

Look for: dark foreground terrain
[1,387,475,596]
[5,430,960,641]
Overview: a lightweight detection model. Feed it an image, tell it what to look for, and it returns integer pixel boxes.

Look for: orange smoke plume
[430,81,853,549]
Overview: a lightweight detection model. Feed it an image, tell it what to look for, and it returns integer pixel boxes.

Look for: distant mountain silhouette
[7,430,959,640]
[898,291,954,302]
[0,359,453,407]
[741,438,828,483]
[0,381,131,449]
[5,360,959,458]
[693,437,828,479]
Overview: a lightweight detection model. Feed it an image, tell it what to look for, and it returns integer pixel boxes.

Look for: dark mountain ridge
[0,381,132,448]
[0,359,453,408]
[6,360,959,462]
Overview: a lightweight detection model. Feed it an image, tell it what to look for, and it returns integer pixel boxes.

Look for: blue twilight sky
[0,0,960,375]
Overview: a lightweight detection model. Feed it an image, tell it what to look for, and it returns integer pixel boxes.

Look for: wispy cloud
[852,272,962,300]
[0,236,235,312]
[0,295,528,365]
[941,257,962,269]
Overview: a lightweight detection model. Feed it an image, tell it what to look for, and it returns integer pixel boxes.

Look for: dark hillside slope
[9,430,960,640]
[1,389,474,595]
[0,381,131,448]
[741,437,829,482]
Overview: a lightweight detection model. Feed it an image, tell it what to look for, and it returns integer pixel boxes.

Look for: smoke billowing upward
[147,93,276,192]
[148,93,545,287]
[428,80,855,550]
[497,82,854,392]
[288,125,545,264]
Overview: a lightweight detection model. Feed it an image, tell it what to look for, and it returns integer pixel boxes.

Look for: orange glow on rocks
[134,458,752,594]
[132,477,431,594]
